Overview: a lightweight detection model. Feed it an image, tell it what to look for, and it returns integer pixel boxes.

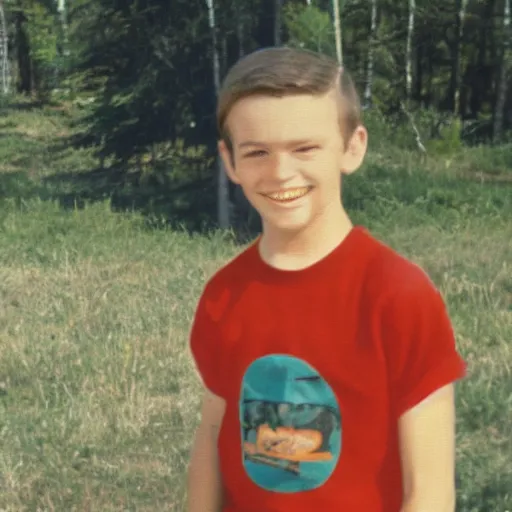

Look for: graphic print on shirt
[239,355,342,493]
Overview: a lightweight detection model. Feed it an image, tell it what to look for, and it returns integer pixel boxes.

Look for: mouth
[262,186,313,203]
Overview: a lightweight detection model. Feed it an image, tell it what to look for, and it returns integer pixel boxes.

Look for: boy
[187,47,466,512]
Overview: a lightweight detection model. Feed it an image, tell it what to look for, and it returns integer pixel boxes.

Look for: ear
[341,125,368,175]
[218,139,240,185]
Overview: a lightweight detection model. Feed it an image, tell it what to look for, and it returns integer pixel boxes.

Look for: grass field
[0,102,511,511]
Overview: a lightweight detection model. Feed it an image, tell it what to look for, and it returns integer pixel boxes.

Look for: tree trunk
[15,6,32,95]
[414,40,423,104]
[232,0,254,232]
[471,0,496,118]
[206,0,230,229]
[221,36,228,77]
[405,0,415,102]
[363,0,377,109]
[274,0,282,46]
[425,46,433,108]
[332,0,343,65]
[449,0,468,115]
[236,2,245,58]
[493,0,511,142]
[57,0,70,57]
[0,0,9,94]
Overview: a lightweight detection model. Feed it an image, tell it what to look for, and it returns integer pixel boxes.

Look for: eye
[244,150,267,158]
[295,145,320,153]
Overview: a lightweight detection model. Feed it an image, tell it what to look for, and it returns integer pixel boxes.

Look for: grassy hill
[0,101,511,511]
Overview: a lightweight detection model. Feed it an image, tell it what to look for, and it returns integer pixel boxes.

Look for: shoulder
[359,231,455,355]
[196,239,258,308]
[360,228,441,305]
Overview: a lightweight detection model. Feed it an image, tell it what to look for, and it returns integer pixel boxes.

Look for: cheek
[234,168,259,191]
[237,159,267,181]
[306,157,339,179]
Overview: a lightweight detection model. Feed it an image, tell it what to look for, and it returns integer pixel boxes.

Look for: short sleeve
[381,273,467,419]
[189,285,226,399]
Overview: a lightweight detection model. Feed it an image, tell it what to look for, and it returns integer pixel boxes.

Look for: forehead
[225,93,340,145]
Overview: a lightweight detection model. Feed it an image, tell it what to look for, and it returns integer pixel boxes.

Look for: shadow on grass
[1,99,46,111]
[2,147,511,244]
[41,133,260,241]
[0,166,221,233]
[1,98,73,115]
[0,129,247,237]
[0,120,17,130]
[2,125,510,243]
[0,101,224,235]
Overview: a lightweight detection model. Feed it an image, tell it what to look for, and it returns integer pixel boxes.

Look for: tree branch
[400,101,427,154]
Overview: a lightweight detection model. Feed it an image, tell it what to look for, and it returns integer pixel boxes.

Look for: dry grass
[0,105,511,511]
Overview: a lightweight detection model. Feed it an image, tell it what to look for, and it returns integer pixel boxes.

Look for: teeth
[267,187,310,201]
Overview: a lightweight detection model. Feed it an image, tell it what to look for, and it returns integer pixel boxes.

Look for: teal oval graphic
[239,355,342,493]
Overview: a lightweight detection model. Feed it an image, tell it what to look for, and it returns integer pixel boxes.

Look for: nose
[269,152,295,182]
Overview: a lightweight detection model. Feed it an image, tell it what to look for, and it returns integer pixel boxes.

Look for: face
[219,91,367,236]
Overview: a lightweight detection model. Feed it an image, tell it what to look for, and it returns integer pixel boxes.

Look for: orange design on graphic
[243,424,333,463]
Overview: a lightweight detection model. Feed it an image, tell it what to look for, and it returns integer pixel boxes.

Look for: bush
[343,161,511,227]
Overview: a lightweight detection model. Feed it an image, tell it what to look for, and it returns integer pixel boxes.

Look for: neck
[258,203,353,271]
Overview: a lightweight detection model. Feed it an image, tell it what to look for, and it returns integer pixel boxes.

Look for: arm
[398,383,457,512]
[378,266,466,511]
[187,389,226,512]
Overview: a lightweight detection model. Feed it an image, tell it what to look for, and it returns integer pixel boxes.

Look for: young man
[187,47,466,512]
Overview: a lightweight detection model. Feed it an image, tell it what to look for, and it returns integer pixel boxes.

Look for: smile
[263,186,312,202]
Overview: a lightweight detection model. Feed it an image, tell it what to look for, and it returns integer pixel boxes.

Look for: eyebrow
[238,141,264,149]
[237,139,319,149]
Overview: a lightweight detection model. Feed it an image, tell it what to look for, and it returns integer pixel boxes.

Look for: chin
[262,215,313,235]
[250,197,318,234]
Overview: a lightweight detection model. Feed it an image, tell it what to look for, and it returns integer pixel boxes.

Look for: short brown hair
[217,47,362,152]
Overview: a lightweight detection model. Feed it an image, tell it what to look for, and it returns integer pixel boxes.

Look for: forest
[0,2,511,510]
[0,0,510,230]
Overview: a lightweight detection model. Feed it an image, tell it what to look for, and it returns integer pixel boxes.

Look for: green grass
[0,103,511,511]
[1,200,233,511]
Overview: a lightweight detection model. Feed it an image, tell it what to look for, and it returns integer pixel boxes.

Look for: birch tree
[0,0,9,94]
[450,0,469,115]
[363,0,377,108]
[405,0,415,102]
[493,0,511,142]
[206,0,230,229]
[332,0,343,65]
[57,0,69,57]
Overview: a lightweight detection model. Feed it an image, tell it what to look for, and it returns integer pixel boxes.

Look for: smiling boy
[187,47,466,512]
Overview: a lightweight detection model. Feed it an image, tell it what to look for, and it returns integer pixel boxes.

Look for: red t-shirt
[190,226,467,512]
